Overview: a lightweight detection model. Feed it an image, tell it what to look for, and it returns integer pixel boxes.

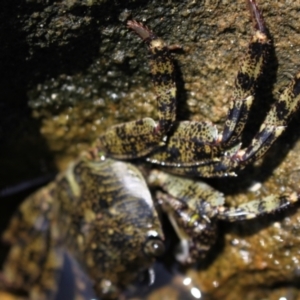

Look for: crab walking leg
[130,20,177,132]
[148,170,225,213]
[235,72,300,166]
[98,20,176,159]
[146,121,221,166]
[217,192,299,221]
[159,72,300,177]
[221,0,270,147]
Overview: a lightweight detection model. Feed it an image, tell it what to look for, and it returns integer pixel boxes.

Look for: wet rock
[1,0,300,299]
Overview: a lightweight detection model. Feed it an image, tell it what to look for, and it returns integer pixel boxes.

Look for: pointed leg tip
[246,0,267,34]
[127,20,154,41]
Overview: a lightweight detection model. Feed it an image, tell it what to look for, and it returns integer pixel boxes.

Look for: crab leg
[217,192,299,221]
[218,0,300,171]
[98,20,176,159]
[232,72,300,167]
[146,120,221,166]
[158,72,300,177]
[221,0,270,147]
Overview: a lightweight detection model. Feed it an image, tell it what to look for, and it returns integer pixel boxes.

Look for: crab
[1,0,300,299]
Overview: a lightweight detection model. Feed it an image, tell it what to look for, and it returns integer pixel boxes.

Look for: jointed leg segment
[98,20,177,159]
[221,0,270,147]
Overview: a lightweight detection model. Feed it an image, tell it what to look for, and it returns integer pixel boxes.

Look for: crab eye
[143,237,165,257]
